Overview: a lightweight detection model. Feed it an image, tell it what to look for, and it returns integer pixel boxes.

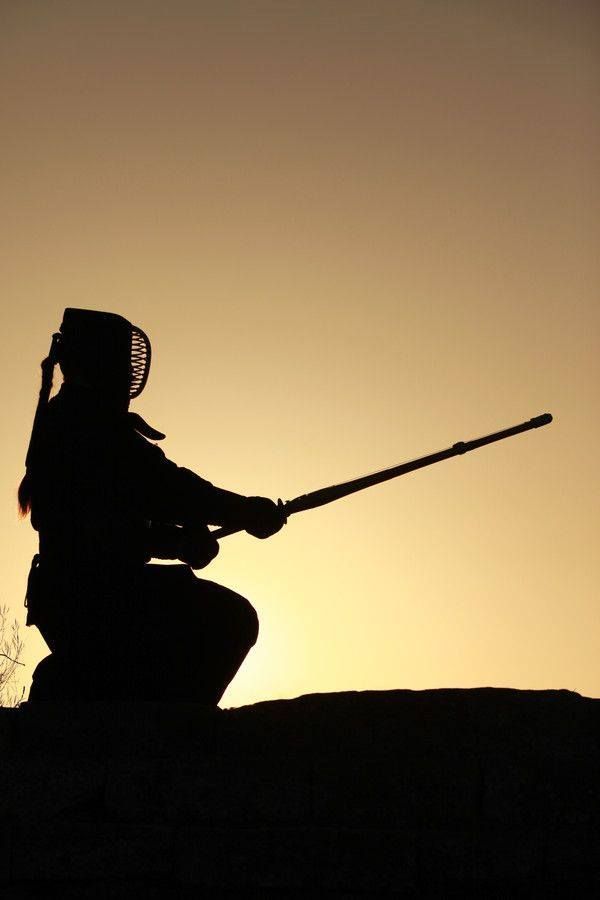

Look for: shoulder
[122,422,168,468]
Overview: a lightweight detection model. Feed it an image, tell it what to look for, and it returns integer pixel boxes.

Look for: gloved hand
[178,523,220,569]
[244,497,287,539]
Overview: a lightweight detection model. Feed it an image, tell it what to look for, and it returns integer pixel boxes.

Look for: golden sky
[1,0,598,706]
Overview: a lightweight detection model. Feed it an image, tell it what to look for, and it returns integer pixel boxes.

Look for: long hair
[18,338,60,518]
[17,472,32,518]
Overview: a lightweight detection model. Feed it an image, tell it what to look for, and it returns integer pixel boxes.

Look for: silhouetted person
[20,309,286,704]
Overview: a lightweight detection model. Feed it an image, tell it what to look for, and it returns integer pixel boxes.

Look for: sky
[1,0,598,707]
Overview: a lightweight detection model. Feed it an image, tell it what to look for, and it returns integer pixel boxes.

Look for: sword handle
[210,498,288,541]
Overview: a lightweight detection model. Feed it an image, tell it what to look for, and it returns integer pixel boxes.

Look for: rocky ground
[1,687,599,896]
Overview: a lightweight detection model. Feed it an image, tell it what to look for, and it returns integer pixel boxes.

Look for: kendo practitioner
[19,309,286,704]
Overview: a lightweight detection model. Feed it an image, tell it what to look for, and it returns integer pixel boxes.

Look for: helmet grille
[130,326,152,399]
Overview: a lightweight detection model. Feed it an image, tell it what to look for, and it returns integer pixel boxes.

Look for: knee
[193,579,260,647]
[231,593,259,647]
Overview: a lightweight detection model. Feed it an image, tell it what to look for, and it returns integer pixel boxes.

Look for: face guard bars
[129,325,152,399]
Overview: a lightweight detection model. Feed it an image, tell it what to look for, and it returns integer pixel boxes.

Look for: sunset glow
[2,1,598,706]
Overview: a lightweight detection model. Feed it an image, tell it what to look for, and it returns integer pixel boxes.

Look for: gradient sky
[1,0,598,706]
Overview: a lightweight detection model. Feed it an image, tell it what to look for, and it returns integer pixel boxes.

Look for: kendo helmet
[19,308,158,516]
[57,308,152,404]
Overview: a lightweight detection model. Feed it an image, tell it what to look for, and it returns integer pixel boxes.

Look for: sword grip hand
[244,496,288,539]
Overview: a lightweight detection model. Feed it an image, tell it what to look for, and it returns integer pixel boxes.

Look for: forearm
[154,460,250,527]
[129,437,283,535]
[201,486,251,527]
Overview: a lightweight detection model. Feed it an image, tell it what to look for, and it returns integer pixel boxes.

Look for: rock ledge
[1,687,599,896]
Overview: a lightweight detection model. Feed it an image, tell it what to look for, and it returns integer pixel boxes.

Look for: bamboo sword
[210,412,553,540]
